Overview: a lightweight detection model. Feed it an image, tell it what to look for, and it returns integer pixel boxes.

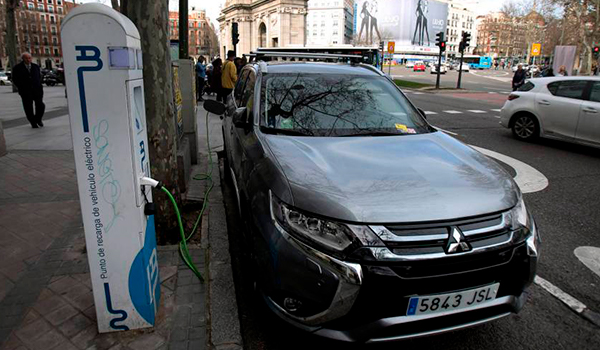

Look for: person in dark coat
[512,64,527,91]
[211,58,224,102]
[12,52,45,128]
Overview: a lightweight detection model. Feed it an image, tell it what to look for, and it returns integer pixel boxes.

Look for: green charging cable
[159,109,215,282]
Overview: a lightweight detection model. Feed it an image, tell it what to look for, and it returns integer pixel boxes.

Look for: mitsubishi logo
[446,227,471,254]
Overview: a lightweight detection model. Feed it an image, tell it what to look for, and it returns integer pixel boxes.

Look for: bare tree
[5,0,19,92]
[122,1,182,242]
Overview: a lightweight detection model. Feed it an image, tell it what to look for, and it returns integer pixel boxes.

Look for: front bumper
[263,217,539,343]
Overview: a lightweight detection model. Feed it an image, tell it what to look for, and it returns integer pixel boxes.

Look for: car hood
[264,131,519,223]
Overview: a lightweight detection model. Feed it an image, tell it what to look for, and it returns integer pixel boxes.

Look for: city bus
[253,46,382,70]
[462,55,492,69]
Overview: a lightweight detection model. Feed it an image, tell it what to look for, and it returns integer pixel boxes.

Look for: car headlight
[270,191,383,259]
[509,196,539,250]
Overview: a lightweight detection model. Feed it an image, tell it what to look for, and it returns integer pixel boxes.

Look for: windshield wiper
[340,131,408,137]
[260,126,312,136]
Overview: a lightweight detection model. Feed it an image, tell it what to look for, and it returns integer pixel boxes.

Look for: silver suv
[205,57,540,343]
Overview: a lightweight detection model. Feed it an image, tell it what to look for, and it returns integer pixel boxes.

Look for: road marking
[488,92,498,94]
[494,116,501,119]
[470,145,549,193]
[411,91,425,95]
[491,109,502,112]
[434,127,458,135]
[467,110,487,114]
[534,276,587,314]
[424,111,437,115]
[574,246,600,278]
[443,110,462,114]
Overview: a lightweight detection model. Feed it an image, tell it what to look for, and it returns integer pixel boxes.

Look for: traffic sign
[531,43,541,56]
[387,41,395,54]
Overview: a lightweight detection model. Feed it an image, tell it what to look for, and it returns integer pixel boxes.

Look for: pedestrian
[238,56,247,78]
[543,67,554,77]
[12,52,45,128]
[494,61,499,70]
[195,56,206,101]
[211,58,223,102]
[221,50,238,101]
[512,64,526,91]
[558,65,568,76]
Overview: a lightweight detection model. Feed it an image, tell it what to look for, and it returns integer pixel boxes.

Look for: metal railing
[248,51,364,64]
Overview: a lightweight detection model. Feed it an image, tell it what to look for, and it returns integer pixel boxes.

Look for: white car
[456,63,469,72]
[430,64,447,74]
[0,72,10,85]
[500,76,600,148]
[405,61,415,68]
[512,64,529,72]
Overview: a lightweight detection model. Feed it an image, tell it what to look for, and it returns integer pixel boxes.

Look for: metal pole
[179,0,189,59]
[457,49,464,89]
[388,55,391,76]
[436,50,442,89]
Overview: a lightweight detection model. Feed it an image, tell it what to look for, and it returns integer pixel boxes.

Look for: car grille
[371,212,510,257]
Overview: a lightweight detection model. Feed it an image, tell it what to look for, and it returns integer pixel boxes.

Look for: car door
[231,69,257,190]
[575,81,600,145]
[536,80,587,139]
[225,69,250,167]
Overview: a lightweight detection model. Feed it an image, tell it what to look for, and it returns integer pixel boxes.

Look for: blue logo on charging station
[75,46,103,133]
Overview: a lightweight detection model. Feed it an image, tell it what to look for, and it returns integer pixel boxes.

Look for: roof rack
[247,51,364,64]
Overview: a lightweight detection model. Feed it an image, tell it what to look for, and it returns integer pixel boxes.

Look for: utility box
[61,3,160,333]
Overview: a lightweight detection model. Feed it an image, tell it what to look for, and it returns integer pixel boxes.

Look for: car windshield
[261,73,431,137]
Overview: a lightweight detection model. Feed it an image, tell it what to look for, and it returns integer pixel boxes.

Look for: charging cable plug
[140,176,161,188]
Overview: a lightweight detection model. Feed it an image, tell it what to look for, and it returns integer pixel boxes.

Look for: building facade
[0,0,77,70]
[306,0,353,46]
[475,11,545,62]
[169,8,219,59]
[440,0,477,59]
[217,0,308,58]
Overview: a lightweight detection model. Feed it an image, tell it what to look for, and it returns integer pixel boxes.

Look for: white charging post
[61,4,160,332]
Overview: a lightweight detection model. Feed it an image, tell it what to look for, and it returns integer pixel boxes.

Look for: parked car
[430,64,447,74]
[413,61,426,72]
[0,71,10,85]
[500,76,600,148]
[405,61,415,68]
[455,63,470,72]
[205,58,540,343]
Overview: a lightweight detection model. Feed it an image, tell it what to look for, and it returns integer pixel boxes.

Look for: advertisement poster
[354,0,448,52]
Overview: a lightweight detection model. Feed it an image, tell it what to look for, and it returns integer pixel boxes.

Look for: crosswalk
[421,108,503,117]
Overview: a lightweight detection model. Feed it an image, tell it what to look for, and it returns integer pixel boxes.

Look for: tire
[511,113,539,141]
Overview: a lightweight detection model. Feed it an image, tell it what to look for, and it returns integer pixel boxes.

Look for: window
[52,37,57,45]
[57,0,62,4]
[234,69,251,106]
[58,7,62,14]
[28,2,34,10]
[48,0,53,3]
[518,81,535,92]
[241,71,256,121]
[45,47,50,54]
[48,5,53,13]
[38,3,43,11]
[54,48,58,56]
[50,15,55,24]
[590,82,600,102]
[547,81,587,100]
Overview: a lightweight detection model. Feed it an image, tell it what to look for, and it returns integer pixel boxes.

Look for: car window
[241,71,256,122]
[589,82,600,103]
[234,69,250,106]
[261,73,430,137]
[547,80,587,100]
[518,81,535,92]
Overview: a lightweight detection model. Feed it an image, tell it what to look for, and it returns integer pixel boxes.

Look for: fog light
[283,297,303,312]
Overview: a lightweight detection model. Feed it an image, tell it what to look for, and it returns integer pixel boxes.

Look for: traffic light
[462,32,471,47]
[232,22,239,46]
[435,32,446,53]
[594,46,600,57]
[379,41,384,52]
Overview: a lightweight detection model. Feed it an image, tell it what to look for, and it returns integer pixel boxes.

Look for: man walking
[221,50,237,100]
[512,64,526,91]
[195,56,206,101]
[12,52,45,128]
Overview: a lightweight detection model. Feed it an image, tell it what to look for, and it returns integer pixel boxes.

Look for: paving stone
[14,318,52,344]
[188,326,206,341]
[69,291,95,312]
[127,333,166,350]
[58,313,93,338]
[169,327,188,342]
[188,339,204,350]
[45,303,80,326]
[36,288,55,302]
[32,294,68,315]
[2,332,24,350]
[70,324,99,350]
[49,275,79,294]
[82,306,97,321]
[25,329,68,350]
[168,341,189,350]
[21,309,42,326]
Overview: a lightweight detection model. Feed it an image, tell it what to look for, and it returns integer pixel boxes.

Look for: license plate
[406,283,500,316]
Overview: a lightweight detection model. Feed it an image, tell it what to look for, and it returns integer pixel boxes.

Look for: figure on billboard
[412,0,431,46]
[358,1,381,44]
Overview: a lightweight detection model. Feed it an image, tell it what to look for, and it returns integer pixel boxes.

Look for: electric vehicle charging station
[61,4,160,332]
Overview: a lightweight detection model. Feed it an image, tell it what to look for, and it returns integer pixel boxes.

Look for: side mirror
[233,107,249,128]
[417,108,427,119]
[203,100,226,115]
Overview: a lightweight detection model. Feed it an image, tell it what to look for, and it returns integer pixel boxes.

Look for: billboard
[354,0,448,53]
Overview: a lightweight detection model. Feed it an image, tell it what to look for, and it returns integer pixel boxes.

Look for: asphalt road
[389,66,513,92]
[220,74,600,349]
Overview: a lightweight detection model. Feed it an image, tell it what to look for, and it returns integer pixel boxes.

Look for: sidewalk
[0,88,240,349]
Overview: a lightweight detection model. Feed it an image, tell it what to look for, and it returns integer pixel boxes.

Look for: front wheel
[512,114,539,141]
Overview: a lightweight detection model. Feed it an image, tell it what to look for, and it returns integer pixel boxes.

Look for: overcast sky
[82,0,504,28]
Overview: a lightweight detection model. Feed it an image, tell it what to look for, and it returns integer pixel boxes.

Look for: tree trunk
[6,0,19,93]
[110,0,120,11]
[122,0,182,243]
